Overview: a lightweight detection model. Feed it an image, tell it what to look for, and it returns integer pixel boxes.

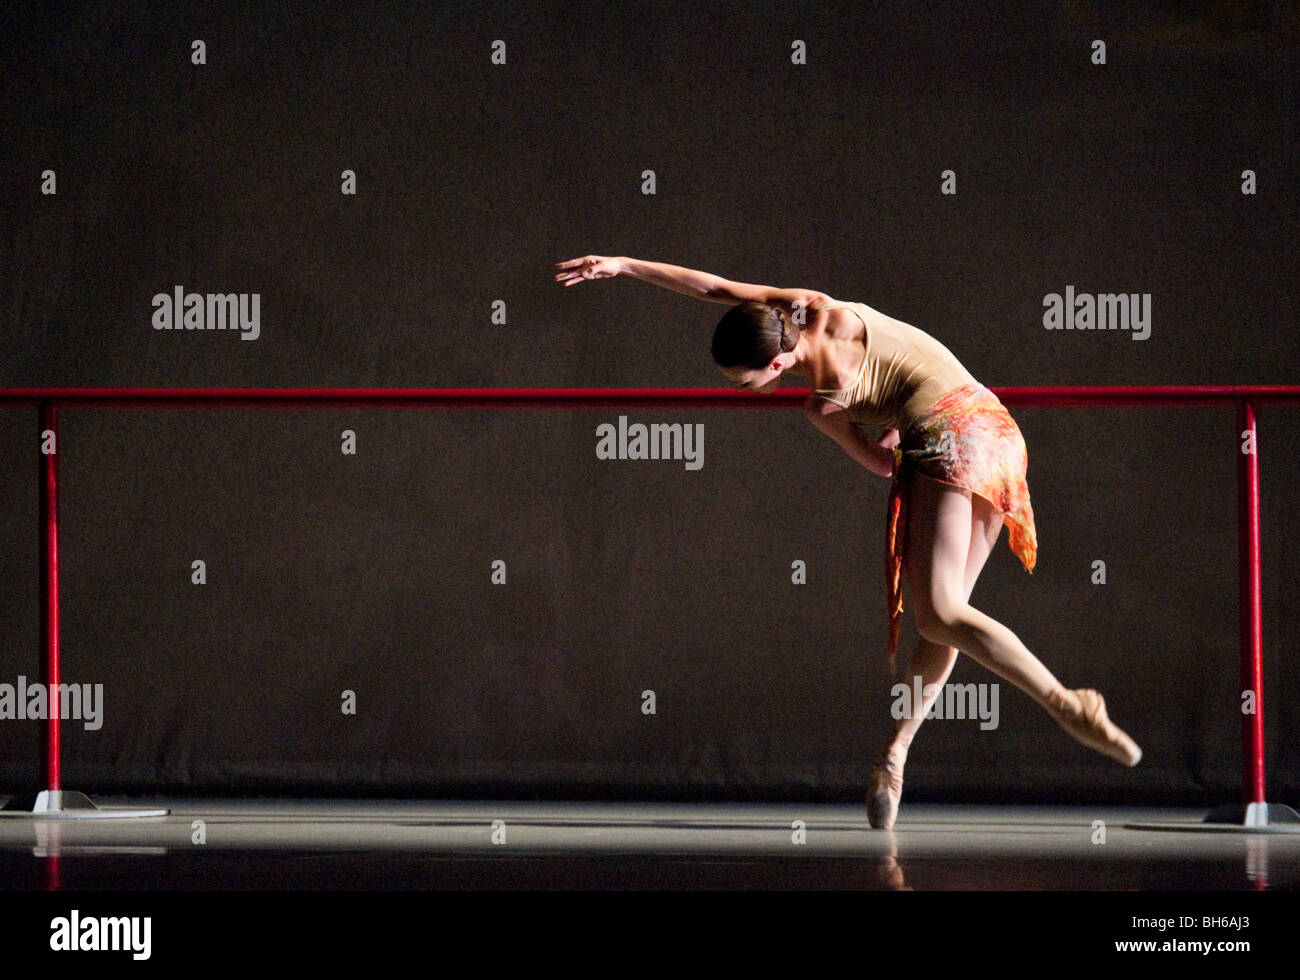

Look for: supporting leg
[866,477,1003,828]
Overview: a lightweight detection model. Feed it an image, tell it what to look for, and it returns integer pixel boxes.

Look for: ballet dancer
[554,255,1142,829]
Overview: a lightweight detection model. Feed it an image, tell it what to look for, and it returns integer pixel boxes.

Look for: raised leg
[904,472,1140,766]
[867,471,1142,828]
[903,472,1067,701]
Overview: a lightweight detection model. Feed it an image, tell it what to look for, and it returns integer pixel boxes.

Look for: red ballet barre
[1,384,1297,828]
[2,383,1300,408]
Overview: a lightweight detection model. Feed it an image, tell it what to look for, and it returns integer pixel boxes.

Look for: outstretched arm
[555,254,830,312]
[620,257,738,304]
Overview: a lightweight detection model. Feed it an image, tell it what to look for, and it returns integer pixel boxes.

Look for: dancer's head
[711,302,799,393]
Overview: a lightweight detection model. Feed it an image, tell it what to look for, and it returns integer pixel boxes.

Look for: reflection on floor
[0,798,1294,890]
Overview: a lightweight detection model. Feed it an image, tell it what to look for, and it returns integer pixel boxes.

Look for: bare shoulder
[745,287,833,319]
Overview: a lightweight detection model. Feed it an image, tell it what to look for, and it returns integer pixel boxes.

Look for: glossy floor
[0,798,1295,890]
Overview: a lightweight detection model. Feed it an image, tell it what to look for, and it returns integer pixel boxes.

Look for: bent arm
[620,257,830,311]
[804,398,896,478]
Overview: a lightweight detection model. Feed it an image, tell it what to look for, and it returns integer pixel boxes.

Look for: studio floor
[1,798,1296,890]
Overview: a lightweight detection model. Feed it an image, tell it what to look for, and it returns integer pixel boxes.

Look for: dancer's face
[720,360,783,394]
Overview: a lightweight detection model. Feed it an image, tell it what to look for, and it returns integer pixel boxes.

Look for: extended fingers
[555,264,599,285]
[553,256,593,270]
[554,260,589,281]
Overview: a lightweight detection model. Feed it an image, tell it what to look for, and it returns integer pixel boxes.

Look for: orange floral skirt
[886,383,1038,675]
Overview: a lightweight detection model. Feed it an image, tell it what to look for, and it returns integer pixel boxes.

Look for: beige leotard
[809,298,978,431]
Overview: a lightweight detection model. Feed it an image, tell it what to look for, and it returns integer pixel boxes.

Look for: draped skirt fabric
[885,383,1038,675]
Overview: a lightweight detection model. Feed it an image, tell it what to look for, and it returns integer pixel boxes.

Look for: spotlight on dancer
[555,254,1141,830]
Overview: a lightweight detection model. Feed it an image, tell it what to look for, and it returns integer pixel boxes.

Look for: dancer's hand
[554,255,623,286]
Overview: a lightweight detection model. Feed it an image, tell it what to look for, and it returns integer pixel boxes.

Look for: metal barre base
[1124,800,1300,834]
[0,789,169,819]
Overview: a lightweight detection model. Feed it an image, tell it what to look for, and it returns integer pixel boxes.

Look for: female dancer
[554,254,1142,829]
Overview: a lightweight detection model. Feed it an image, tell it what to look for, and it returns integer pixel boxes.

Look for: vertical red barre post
[41,400,61,795]
[1237,399,1265,806]
[5,398,166,820]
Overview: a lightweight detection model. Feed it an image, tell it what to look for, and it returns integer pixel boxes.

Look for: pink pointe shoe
[1045,688,1142,766]
[866,746,907,830]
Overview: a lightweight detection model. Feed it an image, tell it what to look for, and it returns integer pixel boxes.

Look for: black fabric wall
[0,1,1296,803]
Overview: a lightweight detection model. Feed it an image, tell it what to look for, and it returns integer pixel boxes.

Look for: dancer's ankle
[1043,685,1073,710]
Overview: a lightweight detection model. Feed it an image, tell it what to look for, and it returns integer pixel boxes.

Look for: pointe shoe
[866,746,907,830]
[1045,688,1142,766]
